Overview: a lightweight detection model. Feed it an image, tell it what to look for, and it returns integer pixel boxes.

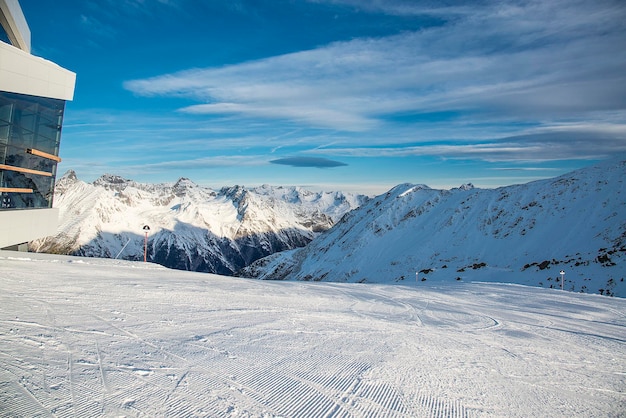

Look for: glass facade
[0,91,66,209]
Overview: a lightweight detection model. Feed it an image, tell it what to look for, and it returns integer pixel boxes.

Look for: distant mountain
[240,159,626,297]
[30,172,368,274]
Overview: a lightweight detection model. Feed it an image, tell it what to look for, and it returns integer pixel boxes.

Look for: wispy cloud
[125,0,625,126]
[59,154,268,184]
[308,131,626,162]
[79,14,116,40]
[78,0,183,46]
[121,0,626,171]
[87,0,182,18]
[270,157,348,168]
[50,0,626,192]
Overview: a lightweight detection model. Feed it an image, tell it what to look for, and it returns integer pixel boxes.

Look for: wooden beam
[0,164,53,177]
[26,148,62,163]
[0,187,33,193]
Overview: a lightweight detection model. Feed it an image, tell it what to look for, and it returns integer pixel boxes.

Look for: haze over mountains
[31,159,625,296]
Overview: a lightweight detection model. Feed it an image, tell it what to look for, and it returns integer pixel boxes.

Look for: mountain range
[30,160,625,296]
[240,159,626,297]
[29,171,367,275]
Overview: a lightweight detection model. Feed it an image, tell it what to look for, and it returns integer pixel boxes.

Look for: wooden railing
[0,187,33,193]
[0,148,60,194]
[0,163,52,177]
[26,148,62,162]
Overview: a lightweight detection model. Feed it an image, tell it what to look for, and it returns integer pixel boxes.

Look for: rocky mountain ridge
[30,171,368,274]
[240,159,626,296]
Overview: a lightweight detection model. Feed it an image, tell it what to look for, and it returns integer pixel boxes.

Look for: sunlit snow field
[1,251,624,417]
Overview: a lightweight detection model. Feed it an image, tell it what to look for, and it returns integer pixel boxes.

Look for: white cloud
[127,155,267,170]
[104,0,626,170]
[309,133,626,162]
[125,0,625,137]
[306,0,478,17]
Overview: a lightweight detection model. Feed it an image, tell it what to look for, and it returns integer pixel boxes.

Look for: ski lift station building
[0,0,76,249]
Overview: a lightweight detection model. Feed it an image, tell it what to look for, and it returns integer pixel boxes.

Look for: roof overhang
[0,0,30,53]
[0,41,76,101]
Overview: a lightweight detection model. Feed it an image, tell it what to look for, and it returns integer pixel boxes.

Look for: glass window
[0,26,10,46]
[0,91,66,210]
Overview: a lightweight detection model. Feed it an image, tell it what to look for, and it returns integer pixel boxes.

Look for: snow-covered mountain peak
[55,170,80,193]
[395,184,431,198]
[59,169,78,182]
[93,173,132,191]
[457,183,475,191]
[241,159,626,297]
[31,174,367,275]
[172,177,199,197]
[173,177,195,188]
[219,185,247,202]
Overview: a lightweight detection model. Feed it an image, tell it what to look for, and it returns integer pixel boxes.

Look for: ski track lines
[1,256,626,417]
[0,285,473,417]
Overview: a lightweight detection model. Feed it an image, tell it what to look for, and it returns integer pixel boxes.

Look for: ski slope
[1,251,625,417]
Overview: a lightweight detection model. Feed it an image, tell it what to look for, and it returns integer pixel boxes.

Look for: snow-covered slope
[30,171,367,274]
[241,159,626,297]
[2,251,625,417]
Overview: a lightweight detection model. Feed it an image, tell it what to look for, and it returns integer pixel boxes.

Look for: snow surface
[1,251,625,417]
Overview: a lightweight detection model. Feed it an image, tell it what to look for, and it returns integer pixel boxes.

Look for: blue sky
[21,0,626,194]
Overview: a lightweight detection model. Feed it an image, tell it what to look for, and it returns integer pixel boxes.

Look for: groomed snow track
[1,252,624,417]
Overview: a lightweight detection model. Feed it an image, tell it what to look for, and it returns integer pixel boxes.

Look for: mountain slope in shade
[30,171,368,274]
[240,159,626,297]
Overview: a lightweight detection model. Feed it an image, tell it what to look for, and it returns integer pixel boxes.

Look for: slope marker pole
[143,225,150,262]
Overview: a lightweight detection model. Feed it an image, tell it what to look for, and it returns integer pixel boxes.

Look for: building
[0,0,75,249]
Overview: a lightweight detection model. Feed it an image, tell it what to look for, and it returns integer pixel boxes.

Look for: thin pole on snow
[143,225,150,262]
[560,270,565,290]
